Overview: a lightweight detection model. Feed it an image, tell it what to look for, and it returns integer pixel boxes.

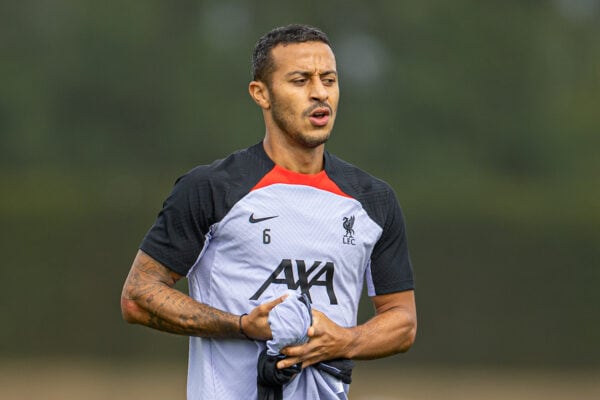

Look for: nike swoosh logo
[249,213,278,223]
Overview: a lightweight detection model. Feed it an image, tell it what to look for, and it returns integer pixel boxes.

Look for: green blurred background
[1,0,599,397]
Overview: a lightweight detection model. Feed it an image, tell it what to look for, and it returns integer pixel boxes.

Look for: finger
[280,343,303,357]
[298,357,318,369]
[263,294,288,311]
[277,357,300,369]
[278,354,319,370]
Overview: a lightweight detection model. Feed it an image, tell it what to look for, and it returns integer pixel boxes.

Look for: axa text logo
[250,259,338,304]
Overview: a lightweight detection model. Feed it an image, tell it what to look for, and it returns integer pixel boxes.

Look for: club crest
[342,216,356,245]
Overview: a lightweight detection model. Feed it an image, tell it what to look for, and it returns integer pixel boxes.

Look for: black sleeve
[140,167,213,276]
[369,187,415,295]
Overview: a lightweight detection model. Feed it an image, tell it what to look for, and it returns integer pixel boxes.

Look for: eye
[322,77,336,86]
[293,78,307,86]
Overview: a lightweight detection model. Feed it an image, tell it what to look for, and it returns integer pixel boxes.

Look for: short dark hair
[252,24,331,83]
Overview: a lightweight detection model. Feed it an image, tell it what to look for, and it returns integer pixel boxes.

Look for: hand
[276,309,355,369]
[241,295,288,340]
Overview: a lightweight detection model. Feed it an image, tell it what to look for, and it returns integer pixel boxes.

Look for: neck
[263,132,325,174]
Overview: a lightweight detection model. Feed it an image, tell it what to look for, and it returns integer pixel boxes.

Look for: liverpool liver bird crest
[343,216,355,237]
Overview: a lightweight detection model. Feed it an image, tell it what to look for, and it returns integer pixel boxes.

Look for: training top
[140,142,414,400]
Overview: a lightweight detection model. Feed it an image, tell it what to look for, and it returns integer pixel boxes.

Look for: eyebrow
[285,70,338,78]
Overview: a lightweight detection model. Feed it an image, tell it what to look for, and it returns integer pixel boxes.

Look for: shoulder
[181,143,272,185]
[171,143,273,201]
[325,152,401,228]
[164,143,274,222]
[325,152,397,203]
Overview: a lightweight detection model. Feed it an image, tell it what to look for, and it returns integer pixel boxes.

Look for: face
[265,41,339,148]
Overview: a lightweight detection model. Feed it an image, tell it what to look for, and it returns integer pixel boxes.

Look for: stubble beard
[270,93,332,149]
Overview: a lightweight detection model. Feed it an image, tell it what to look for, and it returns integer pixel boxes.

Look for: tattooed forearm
[121,250,242,338]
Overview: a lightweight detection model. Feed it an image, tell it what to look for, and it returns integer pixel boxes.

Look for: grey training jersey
[141,142,414,400]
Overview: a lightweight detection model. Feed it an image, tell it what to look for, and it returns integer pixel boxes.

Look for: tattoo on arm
[123,251,239,338]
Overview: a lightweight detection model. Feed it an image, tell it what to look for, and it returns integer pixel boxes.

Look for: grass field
[1,358,598,399]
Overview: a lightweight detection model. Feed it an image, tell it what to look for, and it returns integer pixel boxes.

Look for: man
[121,24,416,399]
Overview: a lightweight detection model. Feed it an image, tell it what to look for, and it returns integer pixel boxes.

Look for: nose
[310,78,329,102]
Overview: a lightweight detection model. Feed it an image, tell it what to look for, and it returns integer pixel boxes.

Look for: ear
[248,80,271,110]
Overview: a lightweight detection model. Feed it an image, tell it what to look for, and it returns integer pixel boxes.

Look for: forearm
[121,250,242,338]
[346,305,416,360]
[122,282,239,337]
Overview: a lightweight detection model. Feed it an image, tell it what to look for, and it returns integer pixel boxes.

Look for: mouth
[308,107,331,127]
